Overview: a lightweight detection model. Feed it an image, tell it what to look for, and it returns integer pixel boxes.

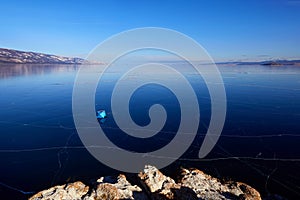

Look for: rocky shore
[29,165,261,200]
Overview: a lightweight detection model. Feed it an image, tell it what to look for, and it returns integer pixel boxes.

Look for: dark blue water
[0,64,299,199]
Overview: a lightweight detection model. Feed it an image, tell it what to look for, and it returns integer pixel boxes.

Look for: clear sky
[1,0,300,61]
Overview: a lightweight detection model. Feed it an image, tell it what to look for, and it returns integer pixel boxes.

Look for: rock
[138,165,197,200]
[236,182,262,200]
[85,174,147,200]
[84,183,119,200]
[138,165,179,199]
[178,168,261,200]
[29,181,89,200]
[30,165,262,200]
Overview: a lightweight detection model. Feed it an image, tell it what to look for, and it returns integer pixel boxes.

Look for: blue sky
[1,0,300,61]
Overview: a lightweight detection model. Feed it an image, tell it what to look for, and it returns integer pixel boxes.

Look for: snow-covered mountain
[0,48,85,64]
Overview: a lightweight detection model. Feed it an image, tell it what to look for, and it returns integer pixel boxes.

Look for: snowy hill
[0,48,85,64]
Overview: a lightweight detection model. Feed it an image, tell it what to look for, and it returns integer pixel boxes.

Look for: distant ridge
[216,60,300,66]
[0,48,85,64]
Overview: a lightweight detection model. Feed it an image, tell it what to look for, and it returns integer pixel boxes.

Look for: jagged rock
[29,181,89,200]
[29,165,262,200]
[178,168,261,200]
[84,183,119,200]
[138,165,197,200]
[85,174,147,200]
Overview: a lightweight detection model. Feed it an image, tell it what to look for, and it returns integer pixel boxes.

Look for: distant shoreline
[216,60,300,66]
[1,47,300,66]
